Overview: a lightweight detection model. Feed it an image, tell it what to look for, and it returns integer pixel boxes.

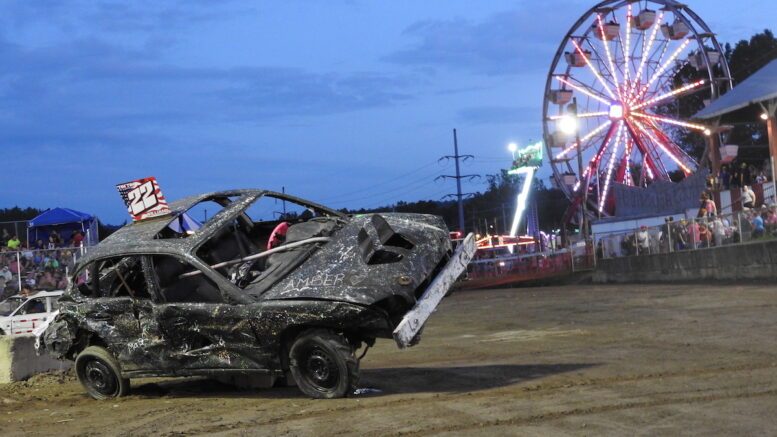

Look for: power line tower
[436,129,479,233]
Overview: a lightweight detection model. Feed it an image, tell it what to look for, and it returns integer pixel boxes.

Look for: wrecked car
[40,189,474,399]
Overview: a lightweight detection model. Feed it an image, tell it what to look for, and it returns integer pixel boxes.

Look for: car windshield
[0,297,25,317]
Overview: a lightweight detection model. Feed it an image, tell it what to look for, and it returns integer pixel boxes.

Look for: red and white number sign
[116,177,171,222]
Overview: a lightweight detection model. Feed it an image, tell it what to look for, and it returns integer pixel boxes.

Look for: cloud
[0,32,412,152]
[384,2,586,76]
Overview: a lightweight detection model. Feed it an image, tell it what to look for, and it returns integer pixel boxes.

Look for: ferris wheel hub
[608,103,625,120]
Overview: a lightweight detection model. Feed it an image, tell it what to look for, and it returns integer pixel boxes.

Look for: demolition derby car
[41,189,474,399]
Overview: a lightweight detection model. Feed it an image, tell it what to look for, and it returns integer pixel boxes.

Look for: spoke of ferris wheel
[623,119,660,180]
[599,122,625,213]
[635,38,691,102]
[597,14,622,101]
[622,137,633,186]
[571,38,617,100]
[622,4,632,85]
[555,76,611,105]
[645,119,699,169]
[631,118,692,174]
[633,11,665,95]
[629,111,707,131]
[631,79,706,110]
[574,122,618,192]
[548,111,608,121]
[555,120,613,159]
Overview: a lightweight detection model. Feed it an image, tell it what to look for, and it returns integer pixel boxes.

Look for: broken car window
[156,197,237,239]
[76,256,150,299]
[151,255,223,304]
[196,194,340,290]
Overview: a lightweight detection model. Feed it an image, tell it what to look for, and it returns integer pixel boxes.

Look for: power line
[317,160,450,203]
[325,163,453,206]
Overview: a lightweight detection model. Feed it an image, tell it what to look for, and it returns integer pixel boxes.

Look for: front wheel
[75,346,130,400]
[289,329,358,399]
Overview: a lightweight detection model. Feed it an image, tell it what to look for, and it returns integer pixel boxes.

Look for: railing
[0,246,88,299]
[594,207,777,259]
[461,242,595,288]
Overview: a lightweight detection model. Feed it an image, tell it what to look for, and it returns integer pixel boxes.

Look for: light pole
[560,97,588,241]
[508,142,518,161]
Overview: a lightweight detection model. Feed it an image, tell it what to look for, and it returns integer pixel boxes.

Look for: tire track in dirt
[389,387,777,436]
[168,361,777,435]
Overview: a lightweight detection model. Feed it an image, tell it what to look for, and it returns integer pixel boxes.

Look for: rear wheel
[289,329,358,399]
[75,346,130,400]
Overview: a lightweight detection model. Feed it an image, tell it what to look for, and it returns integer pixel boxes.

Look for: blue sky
[1,0,771,223]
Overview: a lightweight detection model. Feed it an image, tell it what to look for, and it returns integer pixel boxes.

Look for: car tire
[75,346,130,400]
[288,329,358,399]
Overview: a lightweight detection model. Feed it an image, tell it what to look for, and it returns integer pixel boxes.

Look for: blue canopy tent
[27,208,99,247]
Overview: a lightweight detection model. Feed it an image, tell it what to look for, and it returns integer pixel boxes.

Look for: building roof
[694,59,777,120]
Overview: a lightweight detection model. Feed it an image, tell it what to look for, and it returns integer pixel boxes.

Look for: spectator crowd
[0,228,87,301]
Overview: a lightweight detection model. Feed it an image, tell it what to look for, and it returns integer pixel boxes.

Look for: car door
[9,297,48,335]
[148,255,269,371]
[73,255,169,371]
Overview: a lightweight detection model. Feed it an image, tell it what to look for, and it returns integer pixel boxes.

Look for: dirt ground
[2,283,777,436]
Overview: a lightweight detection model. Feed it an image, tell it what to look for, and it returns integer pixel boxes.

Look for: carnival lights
[543,0,732,217]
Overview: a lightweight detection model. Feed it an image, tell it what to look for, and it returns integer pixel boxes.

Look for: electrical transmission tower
[436,128,479,233]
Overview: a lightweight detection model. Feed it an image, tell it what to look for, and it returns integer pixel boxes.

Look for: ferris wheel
[544,0,732,217]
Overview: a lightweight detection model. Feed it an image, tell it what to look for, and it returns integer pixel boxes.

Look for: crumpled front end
[41,313,77,360]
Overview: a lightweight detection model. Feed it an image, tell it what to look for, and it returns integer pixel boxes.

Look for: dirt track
[3,283,777,436]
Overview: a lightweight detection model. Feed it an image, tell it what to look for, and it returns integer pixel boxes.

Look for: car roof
[77,188,343,267]
[28,290,65,298]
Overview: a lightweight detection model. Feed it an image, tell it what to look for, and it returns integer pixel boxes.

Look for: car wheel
[75,346,130,400]
[289,329,358,399]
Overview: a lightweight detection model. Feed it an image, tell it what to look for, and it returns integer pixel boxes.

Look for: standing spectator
[71,230,84,247]
[699,223,712,248]
[739,162,752,187]
[636,225,650,255]
[50,230,61,246]
[720,165,731,190]
[688,220,700,249]
[711,216,726,247]
[742,185,756,211]
[7,235,21,250]
[752,212,766,238]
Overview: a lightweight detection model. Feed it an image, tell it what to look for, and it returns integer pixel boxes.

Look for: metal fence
[594,207,777,259]
[0,246,88,300]
[0,220,29,244]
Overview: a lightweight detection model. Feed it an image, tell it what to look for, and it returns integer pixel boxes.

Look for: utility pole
[437,129,479,233]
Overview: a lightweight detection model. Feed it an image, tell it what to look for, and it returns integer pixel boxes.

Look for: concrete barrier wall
[0,336,71,383]
[593,239,777,283]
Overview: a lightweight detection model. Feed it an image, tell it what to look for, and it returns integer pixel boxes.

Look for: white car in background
[0,291,64,336]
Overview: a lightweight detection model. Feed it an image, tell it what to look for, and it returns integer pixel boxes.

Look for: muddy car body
[42,189,474,399]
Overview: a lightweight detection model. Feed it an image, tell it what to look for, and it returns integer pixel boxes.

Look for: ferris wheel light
[609,104,624,119]
[703,128,712,136]
[761,113,769,121]
[558,115,578,135]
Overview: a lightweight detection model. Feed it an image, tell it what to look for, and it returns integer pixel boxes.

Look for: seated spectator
[34,239,45,250]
